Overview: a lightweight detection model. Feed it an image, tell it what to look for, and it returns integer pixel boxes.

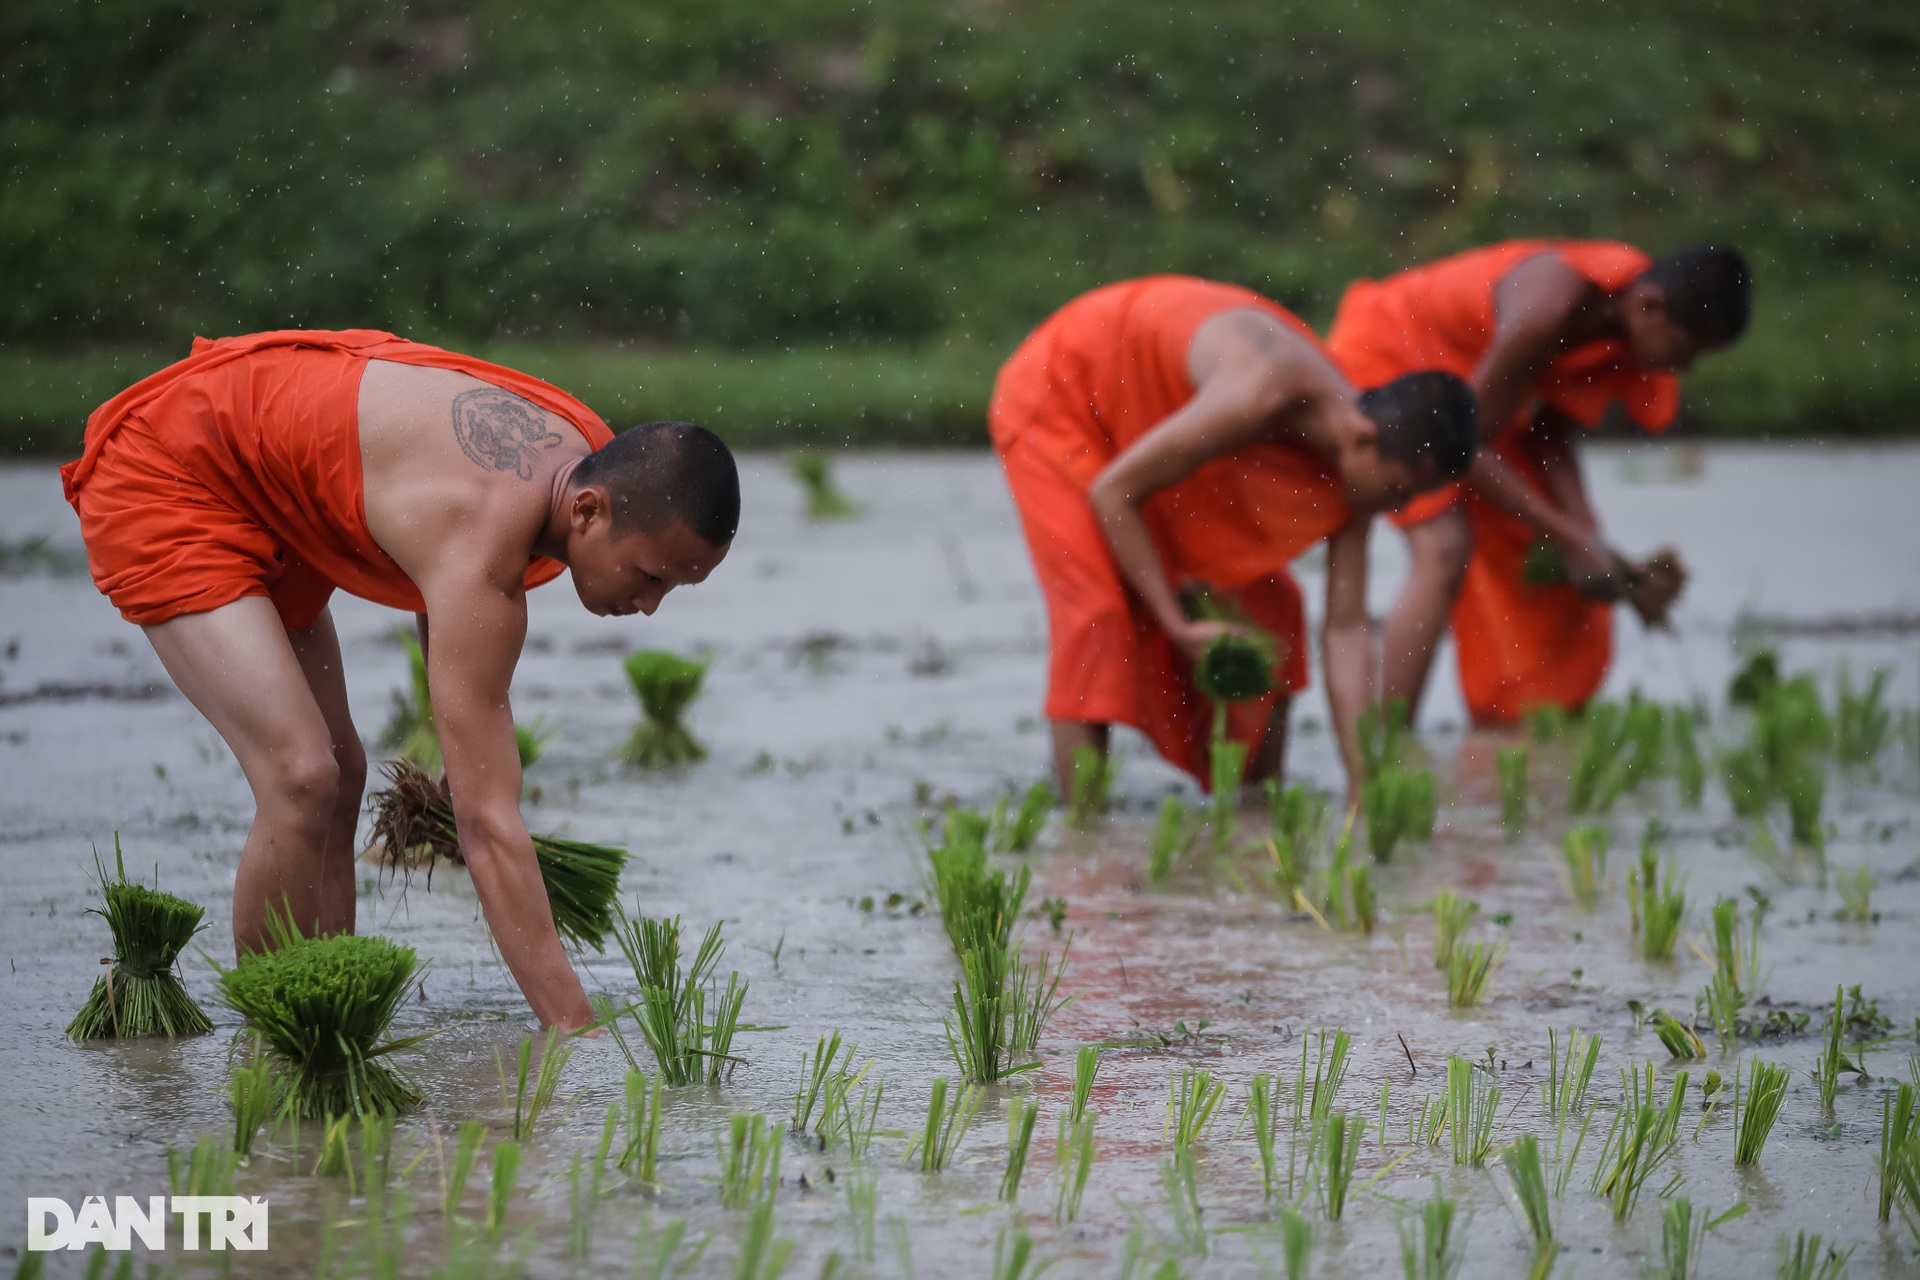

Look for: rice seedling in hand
[1166,1068,1227,1149]
[1446,1056,1499,1166]
[1878,1081,1920,1233]
[1195,629,1279,705]
[996,781,1055,852]
[717,1113,781,1208]
[1651,1009,1705,1061]
[790,449,856,519]
[1835,866,1876,922]
[908,1077,980,1172]
[486,1139,521,1242]
[1067,744,1112,826]
[1148,795,1201,881]
[380,627,442,771]
[66,839,212,1039]
[445,1118,487,1219]
[1446,939,1504,1008]
[1777,1231,1855,1280]
[1560,826,1608,909]
[1398,1184,1467,1280]
[1733,1059,1790,1166]
[367,760,628,950]
[227,1039,279,1161]
[1431,888,1479,969]
[619,1068,662,1182]
[497,1029,572,1140]
[1503,1133,1553,1255]
[1497,745,1528,836]
[214,921,427,1117]
[1834,664,1892,766]
[621,649,711,767]
[999,1096,1038,1203]
[1659,1198,1749,1280]
[1628,827,1687,961]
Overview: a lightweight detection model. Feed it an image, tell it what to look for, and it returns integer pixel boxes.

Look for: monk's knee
[1410,516,1473,595]
[261,746,345,828]
[332,736,368,808]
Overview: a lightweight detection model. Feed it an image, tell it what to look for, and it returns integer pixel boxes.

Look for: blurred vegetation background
[3,0,1914,452]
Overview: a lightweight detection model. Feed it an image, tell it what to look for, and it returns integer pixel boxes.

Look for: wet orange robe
[1325,242,1680,726]
[62,329,614,630]
[990,276,1352,784]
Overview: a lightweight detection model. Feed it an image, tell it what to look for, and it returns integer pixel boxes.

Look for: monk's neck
[532,457,585,562]
[1568,287,1631,347]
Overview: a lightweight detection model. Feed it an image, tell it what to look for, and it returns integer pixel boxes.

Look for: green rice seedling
[620,1068,662,1182]
[1605,693,1668,807]
[990,1224,1042,1280]
[1410,1093,1450,1148]
[1560,826,1608,909]
[1067,744,1112,826]
[1528,702,1570,742]
[1733,1059,1790,1166]
[1000,1096,1039,1203]
[1008,943,1073,1057]
[718,1113,782,1208]
[621,649,710,767]
[514,717,554,768]
[1813,985,1861,1110]
[1567,700,1627,813]
[1543,1027,1601,1127]
[1878,1081,1920,1233]
[1777,1231,1855,1280]
[168,1135,238,1198]
[611,910,751,1086]
[314,1114,354,1180]
[1498,745,1528,836]
[1148,795,1201,881]
[226,1039,279,1161]
[1590,1062,1687,1220]
[1671,707,1706,807]
[1263,833,1311,908]
[792,1031,862,1136]
[568,1108,619,1258]
[1054,1113,1097,1222]
[633,1216,711,1280]
[908,1077,980,1172]
[445,1119,486,1219]
[497,1029,571,1140]
[790,449,856,518]
[844,1175,877,1262]
[380,626,442,771]
[1209,737,1248,847]
[1708,896,1764,995]
[946,945,1015,1083]
[214,921,427,1117]
[1358,698,1412,779]
[1289,1027,1354,1189]
[1161,1144,1210,1254]
[1783,760,1826,849]
[1446,1056,1500,1166]
[1166,1068,1227,1149]
[1398,1184,1467,1280]
[1069,1044,1101,1126]
[1446,940,1504,1007]
[1321,1111,1365,1220]
[360,1112,395,1207]
[1271,1205,1313,1280]
[1268,778,1328,848]
[66,840,212,1039]
[1348,863,1377,935]
[1503,1133,1553,1253]
[1835,866,1875,922]
[486,1139,521,1242]
[1703,971,1746,1051]
[1362,764,1417,860]
[1628,828,1687,961]
[1658,1198,1749,1280]
[1195,629,1279,705]
[926,824,1031,956]
[1835,665,1892,766]
[997,781,1055,853]
[1431,888,1479,969]
[1249,1074,1281,1198]
[1728,649,1780,706]
[832,1074,886,1159]
[1722,743,1771,818]
[1652,1009,1705,1060]
[368,759,628,950]
[733,1197,794,1280]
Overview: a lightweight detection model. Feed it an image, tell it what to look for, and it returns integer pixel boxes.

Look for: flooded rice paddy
[3,444,1920,1278]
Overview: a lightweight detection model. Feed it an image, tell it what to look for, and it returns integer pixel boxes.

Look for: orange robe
[990,276,1352,785]
[61,329,614,630]
[1325,242,1680,726]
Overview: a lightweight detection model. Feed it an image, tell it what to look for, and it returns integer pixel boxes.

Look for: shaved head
[572,420,740,546]
[1359,372,1478,482]
[1644,246,1751,346]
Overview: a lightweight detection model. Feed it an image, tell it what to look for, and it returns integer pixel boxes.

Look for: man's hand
[1565,540,1628,601]
[1168,617,1241,667]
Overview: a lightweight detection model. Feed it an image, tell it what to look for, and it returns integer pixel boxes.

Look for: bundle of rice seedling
[1185,584,1283,704]
[620,649,710,767]
[66,839,213,1040]
[366,760,627,951]
[379,628,443,772]
[1623,547,1688,630]
[214,922,429,1117]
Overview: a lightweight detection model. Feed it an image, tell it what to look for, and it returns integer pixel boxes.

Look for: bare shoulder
[1493,254,1590,329]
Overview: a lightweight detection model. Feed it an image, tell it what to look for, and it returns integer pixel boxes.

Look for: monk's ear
[570,483,610,533]
[1349,413,1382,455]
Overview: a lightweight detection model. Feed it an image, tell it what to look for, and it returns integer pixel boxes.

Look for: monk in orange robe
[991,276,1477,799]
[63,330,740,1030]
[1326,243,1749,726]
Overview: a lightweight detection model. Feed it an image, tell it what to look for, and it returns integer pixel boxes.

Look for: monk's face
[566,492,729,618]
[1623,282,1707,373]
[1336,411,1440,514]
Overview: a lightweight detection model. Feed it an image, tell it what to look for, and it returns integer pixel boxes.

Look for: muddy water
[2,444,1920,1278]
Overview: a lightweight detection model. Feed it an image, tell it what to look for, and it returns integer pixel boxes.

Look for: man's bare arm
[1087,310,1308,662]
[416,571,596,1031]
[1321,516,1374,804]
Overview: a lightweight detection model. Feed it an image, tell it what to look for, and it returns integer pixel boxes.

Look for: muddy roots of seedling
[1624,547,1688,630]
[365,760,626,950]
[214,923,428,1118]
[621,649,711,767]
[67,840,214,1040]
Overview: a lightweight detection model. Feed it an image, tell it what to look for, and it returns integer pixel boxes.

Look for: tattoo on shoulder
[450,387,561,480]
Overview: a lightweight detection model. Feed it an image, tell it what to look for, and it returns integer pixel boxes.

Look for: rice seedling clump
[621,648,711,767]
[66,840,213,1040]
[215,927,426,1117]
[1195,631,1277,703]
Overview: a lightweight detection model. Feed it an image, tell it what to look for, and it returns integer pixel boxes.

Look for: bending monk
[1326,242,1749,726]
[991,276,1477,800]
[61,329,739,1031]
